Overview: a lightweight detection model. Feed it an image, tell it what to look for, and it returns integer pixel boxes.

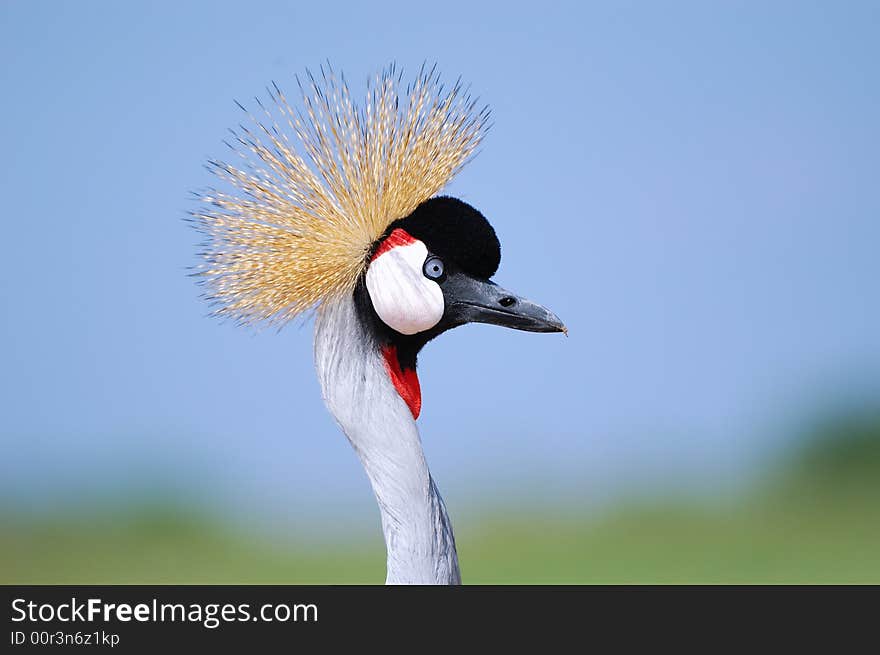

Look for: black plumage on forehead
[383,196,501,280]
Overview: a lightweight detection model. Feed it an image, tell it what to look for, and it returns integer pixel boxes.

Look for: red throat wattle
[380,344,421,420]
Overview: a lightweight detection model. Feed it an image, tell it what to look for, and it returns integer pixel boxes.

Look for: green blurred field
[3,416,879,584]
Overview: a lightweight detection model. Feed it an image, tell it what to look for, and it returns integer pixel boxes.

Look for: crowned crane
[193,64,565,584]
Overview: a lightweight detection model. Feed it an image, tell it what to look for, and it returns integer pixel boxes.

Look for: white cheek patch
[366,237,444,335]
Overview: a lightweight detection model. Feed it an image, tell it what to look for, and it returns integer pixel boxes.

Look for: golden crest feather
[192,63,491,326]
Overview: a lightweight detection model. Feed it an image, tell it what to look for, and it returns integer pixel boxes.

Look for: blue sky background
[1,1,878,528]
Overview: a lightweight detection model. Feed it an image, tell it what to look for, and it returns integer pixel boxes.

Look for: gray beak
[442,270,566,334]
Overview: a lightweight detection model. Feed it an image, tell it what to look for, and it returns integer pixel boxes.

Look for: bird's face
[363,196,565,344]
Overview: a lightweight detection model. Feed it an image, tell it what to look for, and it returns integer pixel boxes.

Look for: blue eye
[423,256,445,280]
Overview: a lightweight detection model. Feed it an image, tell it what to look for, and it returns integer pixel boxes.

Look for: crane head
[355,196,565,419]
[363,195,565,342]
[193,64,565,420]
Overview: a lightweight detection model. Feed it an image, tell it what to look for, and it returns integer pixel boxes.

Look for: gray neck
[313,295,460,584]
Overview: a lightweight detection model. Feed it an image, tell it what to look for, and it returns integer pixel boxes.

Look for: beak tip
[545,311,566,336]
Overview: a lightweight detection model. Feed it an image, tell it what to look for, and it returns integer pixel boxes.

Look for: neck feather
[314,295,460,584]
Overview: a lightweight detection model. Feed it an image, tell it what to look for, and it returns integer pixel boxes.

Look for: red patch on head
[371,228,417,261]
[380,344,421,420]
